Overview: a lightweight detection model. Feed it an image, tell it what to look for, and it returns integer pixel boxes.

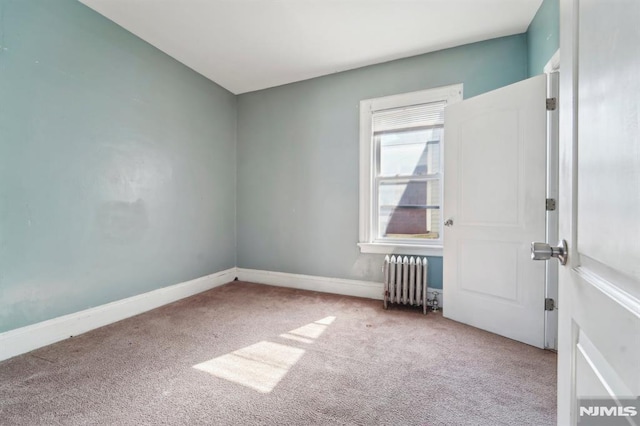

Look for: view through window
[373,102,444,241]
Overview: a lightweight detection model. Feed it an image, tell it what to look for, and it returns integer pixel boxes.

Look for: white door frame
[558,3,579,421]
[544,50,560,351]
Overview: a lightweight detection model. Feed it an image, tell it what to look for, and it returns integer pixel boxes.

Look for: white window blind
[372,101,446,134]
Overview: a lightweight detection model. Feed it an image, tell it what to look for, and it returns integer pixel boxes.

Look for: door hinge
[546,198,556,211]
[546,97,557,111]
[545,298,555,311]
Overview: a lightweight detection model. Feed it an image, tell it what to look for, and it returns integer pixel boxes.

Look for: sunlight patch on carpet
[286,323,327,339]
[315,316,336,325]
[194,317,337,393]
[279,316,336,343]
[279,333,314,344]
[193,341,305,393]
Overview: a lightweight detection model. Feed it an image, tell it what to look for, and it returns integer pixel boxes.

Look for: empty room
[1,0,638,425]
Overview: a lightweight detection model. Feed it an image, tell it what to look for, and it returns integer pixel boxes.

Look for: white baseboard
[0,267,443,362]
[236,268,443,307]
[236,268,383,300]
[0,268,236,362]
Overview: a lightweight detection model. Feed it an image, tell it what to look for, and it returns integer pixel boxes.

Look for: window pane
[378,180,441,239]
[379,128,442,177]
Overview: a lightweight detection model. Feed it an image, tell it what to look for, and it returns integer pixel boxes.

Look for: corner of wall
[233,94,239,269]
[524,31,531,78]
[525,0,560,77]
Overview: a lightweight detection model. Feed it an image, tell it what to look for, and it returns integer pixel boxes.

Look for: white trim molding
[237,268,383,300]
[0,268,236,362]
[0,267,445,362]
[236,268,443,308]
[357,242,443,256]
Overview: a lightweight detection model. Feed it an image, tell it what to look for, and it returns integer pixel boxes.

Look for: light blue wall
[0,0,237,332]
[526,0,560,77]
[0,0,538,334]
[236,35,528,289]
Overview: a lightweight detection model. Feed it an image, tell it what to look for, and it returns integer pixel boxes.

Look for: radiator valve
[429,291,440,312]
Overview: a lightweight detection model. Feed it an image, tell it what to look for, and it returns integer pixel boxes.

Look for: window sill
[357,242,443,256]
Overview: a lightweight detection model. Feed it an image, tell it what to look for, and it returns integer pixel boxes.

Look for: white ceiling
[79,0,543,94]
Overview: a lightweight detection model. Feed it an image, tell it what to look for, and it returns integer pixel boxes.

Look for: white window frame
[358,84,463,256]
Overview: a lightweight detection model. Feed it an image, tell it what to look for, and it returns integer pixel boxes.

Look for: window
[358,85,463,255]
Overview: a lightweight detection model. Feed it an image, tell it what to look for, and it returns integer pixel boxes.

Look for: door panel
[458,109,520,226]
[443,75,547,348]
[458,240,519,300]
[558,0,640,423]
[576,3,640,286]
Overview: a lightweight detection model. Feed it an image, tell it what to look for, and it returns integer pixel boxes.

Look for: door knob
[531,240,568,265]
[444,219,454,227]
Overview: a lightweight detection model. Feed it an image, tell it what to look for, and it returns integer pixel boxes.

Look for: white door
[443,75,548,348]
[557,1,640,424]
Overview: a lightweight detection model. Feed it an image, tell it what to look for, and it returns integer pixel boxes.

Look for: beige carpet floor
[0,281,556,425]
